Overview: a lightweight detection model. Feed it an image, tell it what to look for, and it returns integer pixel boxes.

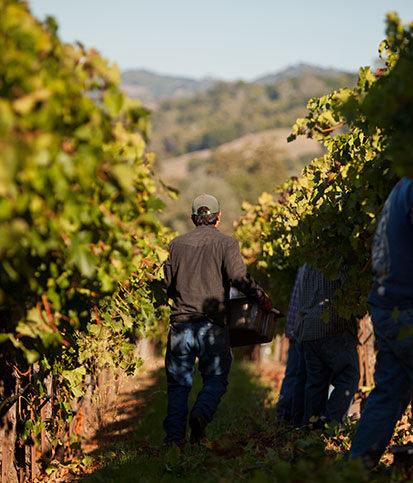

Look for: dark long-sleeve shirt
[163,225,265,325]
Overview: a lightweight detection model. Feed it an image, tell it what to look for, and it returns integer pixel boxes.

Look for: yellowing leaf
[12,88,51,114]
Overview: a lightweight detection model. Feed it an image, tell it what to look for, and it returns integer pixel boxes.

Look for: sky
[29,0,413,81]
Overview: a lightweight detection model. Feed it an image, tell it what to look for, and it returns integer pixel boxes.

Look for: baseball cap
[192,194,220,215]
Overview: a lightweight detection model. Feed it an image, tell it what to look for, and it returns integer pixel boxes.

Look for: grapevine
[0,0,171,468]
[235,13,412,320]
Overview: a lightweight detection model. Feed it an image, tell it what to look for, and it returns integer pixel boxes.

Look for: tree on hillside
[207,139,288,204]
[151,72,357,158]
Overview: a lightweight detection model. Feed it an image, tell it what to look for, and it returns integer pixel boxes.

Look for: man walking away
[350,177,413,468]
[162,194,272,447]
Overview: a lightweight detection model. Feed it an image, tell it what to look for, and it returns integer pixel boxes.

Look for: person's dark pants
[303,331,360,426]
[350,306,413,468]
[163,320,232,445]
[277,339,306,425]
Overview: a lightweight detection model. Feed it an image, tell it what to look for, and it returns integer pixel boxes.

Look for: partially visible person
[162,194,272,447]
[350,177,413,468]
[277,266,306,426]
[298,264,360,428]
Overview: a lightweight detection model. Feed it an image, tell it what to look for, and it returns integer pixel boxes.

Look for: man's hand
[259,293,273,312]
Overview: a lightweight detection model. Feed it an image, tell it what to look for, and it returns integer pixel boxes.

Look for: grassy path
[76,361,406,483]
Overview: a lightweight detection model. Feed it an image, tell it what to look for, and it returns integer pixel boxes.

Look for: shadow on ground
[77,361,283,482]
[89,363,169,449]
[76,362,396,483]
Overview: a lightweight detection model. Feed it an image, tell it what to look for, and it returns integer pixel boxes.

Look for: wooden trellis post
[357,314,375,389]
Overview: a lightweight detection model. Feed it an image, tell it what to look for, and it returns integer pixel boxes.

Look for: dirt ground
[37,357,287,482]
[82,358,286,453]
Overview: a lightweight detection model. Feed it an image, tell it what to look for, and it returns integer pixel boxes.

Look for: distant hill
[161,127,324,181]
[157,127,325,235]
[142,63,357,235]
[121,69,218,105]
[148,66,357,158]
[121,64,355,104]
[254,62,353,84]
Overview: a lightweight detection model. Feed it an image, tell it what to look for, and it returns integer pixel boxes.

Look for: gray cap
[192,194,220,215]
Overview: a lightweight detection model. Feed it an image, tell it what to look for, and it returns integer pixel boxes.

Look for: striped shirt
[296,264,356,341]
[285,267,302,340]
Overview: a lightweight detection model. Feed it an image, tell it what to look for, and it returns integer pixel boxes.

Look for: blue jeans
[350,306,413,468]
[163,320,232,444]
[303,331,360,426]
[277,340,306,426]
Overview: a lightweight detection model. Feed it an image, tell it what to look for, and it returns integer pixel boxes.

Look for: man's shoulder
[208,230,239,249]
[169,228,238,248]
[168,231,193,248]
[215,230,238,242]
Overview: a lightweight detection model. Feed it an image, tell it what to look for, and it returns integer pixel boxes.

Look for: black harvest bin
[227,296,283,347]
